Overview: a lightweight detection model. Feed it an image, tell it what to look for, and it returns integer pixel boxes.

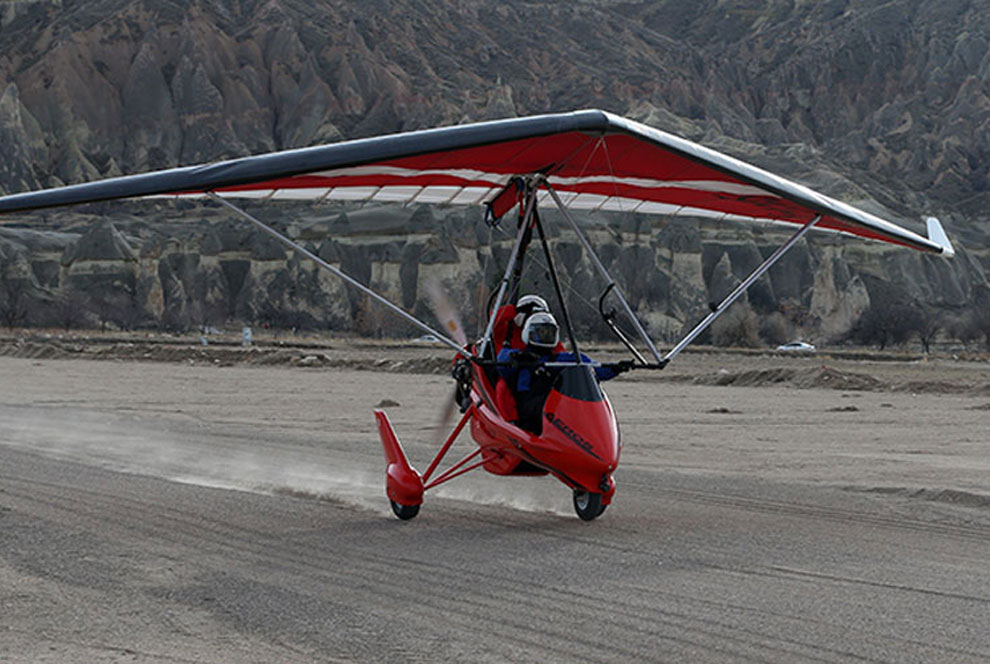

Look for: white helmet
[521,312,559,350]
[513,294,549,326]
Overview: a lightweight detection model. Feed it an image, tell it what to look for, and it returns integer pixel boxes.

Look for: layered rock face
[0,0,986,339]
[0,202,972,343]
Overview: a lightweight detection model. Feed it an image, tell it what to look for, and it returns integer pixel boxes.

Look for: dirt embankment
[682,364,990,396]
[3,333,990,396]
[0,336,455,374]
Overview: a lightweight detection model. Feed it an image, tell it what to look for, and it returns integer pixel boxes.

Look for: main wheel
[390,500,420,520]
[572,490,605,521]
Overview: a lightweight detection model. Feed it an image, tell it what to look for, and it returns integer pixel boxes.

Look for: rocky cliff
[0,0,986,342]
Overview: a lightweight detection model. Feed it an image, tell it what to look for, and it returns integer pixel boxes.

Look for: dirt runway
[2,352,990,662]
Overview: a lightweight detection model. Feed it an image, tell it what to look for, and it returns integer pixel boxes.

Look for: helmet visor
[526,321,558,348]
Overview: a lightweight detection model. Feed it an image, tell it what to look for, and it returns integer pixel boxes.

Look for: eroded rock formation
[1,0,987,340]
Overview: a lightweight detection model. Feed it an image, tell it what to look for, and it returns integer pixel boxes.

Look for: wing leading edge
[0,109,952,256]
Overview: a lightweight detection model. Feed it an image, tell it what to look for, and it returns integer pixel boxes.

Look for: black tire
[390,500,420,520]
[572,490,605,521]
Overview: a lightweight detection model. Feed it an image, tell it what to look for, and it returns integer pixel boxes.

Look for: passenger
[490,294,563,352]
[497,313,630,433]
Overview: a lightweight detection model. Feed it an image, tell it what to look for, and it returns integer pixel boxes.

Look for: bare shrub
[86,293,117,332]
[974,287,990,350]
[711,303,760,348]
[945,313,980,347]
[778,297,811,329]
[355,292,394,338]
[944,287,990,351]
[759,311,789,346]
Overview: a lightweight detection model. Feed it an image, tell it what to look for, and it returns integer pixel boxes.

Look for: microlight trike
[0,110,954,520]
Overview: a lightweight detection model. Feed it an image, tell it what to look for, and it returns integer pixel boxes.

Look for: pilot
[497,313,630,433]
[491,295,565,422]
[491,294,565,352]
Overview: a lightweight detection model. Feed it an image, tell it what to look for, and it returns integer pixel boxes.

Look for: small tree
[946,313,981,348]
[114,275,145,331]
[849,298,920,350]
[51,287,89,331]
[915,306,942,354]
[187,297,224,334]
[973,286,990,351]
[355,292,391,338]
[778,297,811,330]
[87,293,117,332]
[0,273,29,329]
[256,296,281,333]
[973,309,990,351]
[945,311,984,346]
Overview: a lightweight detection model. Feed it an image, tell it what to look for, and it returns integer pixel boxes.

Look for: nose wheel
[572,490,606,520]
[390,500,420,520]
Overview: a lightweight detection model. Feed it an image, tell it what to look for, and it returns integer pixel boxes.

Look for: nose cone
[542,392,620,481]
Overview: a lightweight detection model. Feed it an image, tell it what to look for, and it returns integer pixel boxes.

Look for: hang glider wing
[0,109,953,256]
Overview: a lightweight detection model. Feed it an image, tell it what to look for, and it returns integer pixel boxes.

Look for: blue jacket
[497,348,618,393]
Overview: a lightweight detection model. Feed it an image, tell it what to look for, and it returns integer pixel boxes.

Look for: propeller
[425,279,467,347]
[424,280,471,451]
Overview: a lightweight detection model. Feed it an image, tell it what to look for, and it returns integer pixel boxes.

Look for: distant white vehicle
[413,334,441,344]
[776,341,816,352]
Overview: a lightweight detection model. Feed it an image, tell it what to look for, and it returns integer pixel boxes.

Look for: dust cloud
[0,405,390,515]
[0,403,574,517]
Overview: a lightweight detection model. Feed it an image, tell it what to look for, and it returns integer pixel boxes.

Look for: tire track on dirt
[6,469,984,663]
[642,483,990,543]
[3,474,684,662]
[0,472,856,661]
[424,504,990,663]
[5,475,778,662]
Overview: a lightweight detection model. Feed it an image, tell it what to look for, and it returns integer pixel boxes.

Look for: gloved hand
[533,365,552,381]
[604,360,635,375]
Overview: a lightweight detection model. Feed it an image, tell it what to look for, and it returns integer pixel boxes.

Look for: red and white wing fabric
[0,109,952,255]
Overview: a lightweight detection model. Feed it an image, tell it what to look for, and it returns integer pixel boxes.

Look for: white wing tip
[925,216,955,257]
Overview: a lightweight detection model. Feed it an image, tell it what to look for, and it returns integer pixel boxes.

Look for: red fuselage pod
[470,364,620,495]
